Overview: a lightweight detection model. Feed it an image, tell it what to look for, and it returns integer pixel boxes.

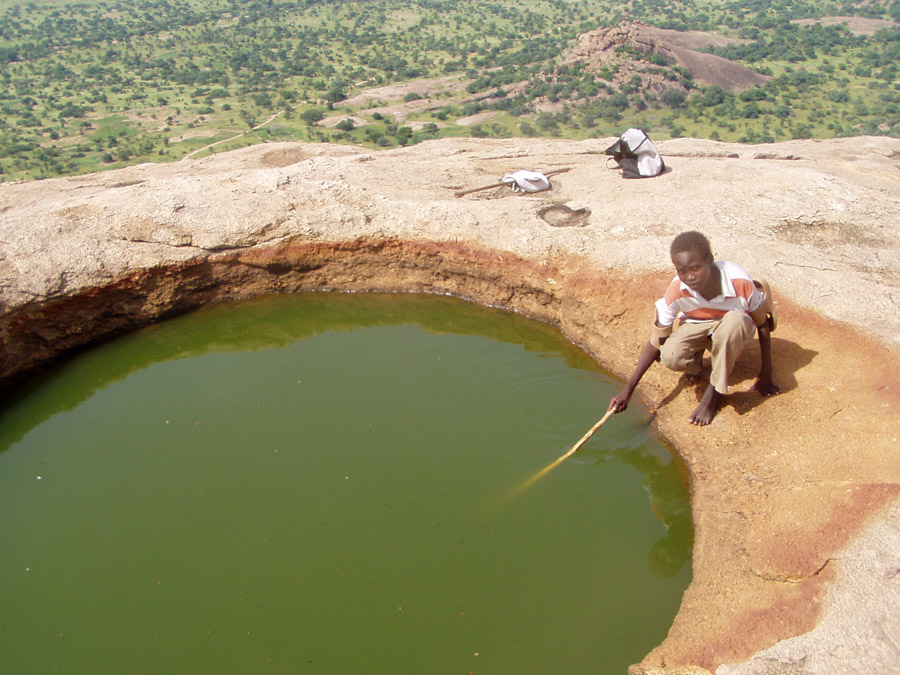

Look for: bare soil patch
[792,16,899,35]
[455,111,500,127]
[168,129,218,143]
[341,76,468,107]
[639,24,753,50]
[320,115,368,129]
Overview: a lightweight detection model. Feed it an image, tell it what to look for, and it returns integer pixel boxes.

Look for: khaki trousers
[659,311,756,395]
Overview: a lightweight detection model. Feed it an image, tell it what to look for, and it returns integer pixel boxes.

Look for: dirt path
[181,111,284,161]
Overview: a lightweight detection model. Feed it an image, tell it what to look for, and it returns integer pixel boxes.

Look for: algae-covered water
[0,293,691,674]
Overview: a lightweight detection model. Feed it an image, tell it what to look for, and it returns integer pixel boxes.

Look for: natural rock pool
[0,292,691,673]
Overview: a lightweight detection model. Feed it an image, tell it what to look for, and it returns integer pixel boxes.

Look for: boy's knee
[660,342,702,373]
[659,338,677,365]
[718,311,756,341]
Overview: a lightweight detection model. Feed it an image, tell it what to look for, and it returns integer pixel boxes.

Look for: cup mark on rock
[539,204,591,228]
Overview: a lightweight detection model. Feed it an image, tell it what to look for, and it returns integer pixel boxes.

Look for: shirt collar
[678,262,734,299]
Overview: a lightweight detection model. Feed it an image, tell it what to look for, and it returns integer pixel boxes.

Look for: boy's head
[670,231,719,298]
[670,231,713,263]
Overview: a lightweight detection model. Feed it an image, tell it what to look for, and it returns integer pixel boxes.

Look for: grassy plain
[0,0,897,181]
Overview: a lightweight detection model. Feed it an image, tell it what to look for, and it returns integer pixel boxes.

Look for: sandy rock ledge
[1,137,899,673]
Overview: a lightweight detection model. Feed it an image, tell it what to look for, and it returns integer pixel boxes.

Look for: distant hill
[561,22,771,95]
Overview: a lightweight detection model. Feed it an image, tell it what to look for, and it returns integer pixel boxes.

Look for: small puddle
[0,292,691,673]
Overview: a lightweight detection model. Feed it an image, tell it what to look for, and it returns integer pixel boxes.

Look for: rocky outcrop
[1,136,899,674]
[562,21,771,93]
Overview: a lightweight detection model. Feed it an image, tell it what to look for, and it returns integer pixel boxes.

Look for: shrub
[660,89,686,108]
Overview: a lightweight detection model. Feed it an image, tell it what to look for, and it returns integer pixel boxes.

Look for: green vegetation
[0,0,897,181]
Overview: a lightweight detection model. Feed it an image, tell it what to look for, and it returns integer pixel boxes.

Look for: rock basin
[1,136,899,674]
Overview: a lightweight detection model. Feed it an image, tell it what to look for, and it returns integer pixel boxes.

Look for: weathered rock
[717,499,900,674]
[562,21,771,93]
[1,136,898,674]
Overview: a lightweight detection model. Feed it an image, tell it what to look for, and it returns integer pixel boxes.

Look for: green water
[0,293,691,674]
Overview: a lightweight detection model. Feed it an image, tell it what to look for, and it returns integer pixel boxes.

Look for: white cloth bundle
[501,170,551,193]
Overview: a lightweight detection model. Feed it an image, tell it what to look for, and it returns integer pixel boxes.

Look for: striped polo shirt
[655,260,764,326]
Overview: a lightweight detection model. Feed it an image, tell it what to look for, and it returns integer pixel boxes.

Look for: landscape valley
[0,0,898,181]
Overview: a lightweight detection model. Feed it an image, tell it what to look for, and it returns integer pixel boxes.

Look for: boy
[608,231,779,426]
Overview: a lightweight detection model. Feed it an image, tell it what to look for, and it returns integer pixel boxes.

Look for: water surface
[0,293,691,673]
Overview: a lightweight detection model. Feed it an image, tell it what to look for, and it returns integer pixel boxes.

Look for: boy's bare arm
[609,340,662,413]
[750,320,780,396]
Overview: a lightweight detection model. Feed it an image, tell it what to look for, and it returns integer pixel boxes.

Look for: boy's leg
[708,311,756,394]
[660,321,715,376]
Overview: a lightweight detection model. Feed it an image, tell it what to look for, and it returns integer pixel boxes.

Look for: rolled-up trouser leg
[709,311,756,394]
[660,321,715,377]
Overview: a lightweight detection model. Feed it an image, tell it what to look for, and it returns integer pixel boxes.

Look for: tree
[536,112,559,134]
[239,109,257,129]
[694,85,728,108]
[740,102,760,118]
[888,0,900,21]
[660,89,686,108]
[301,108,325,126]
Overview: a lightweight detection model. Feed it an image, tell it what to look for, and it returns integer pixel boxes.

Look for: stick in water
[509,409,615,496]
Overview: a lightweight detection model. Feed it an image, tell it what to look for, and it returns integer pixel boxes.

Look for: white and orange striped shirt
[655,261,764,326]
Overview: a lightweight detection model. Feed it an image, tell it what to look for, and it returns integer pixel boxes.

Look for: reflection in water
[630,446,692,578]
[578,432,693,580]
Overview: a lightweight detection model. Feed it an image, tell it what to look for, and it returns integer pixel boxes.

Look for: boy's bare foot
[689,384,721,426]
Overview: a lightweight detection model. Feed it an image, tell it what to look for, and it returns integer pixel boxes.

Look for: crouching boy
[608,231,780,426]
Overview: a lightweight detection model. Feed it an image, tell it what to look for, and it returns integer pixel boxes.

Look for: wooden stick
[454,180,506,197]
[561,408,616,461]
[454,167,571,197]
[509,409,615,496]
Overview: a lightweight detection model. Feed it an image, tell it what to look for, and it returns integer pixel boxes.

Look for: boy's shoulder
[716,260,753,281]
[717,260,759,301]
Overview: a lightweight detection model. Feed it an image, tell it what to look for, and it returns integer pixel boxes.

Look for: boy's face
[672,249,719,299]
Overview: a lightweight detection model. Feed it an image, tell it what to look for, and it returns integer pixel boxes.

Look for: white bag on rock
[501,170,551,193]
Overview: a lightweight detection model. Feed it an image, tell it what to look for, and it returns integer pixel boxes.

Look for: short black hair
[670,231,713,261]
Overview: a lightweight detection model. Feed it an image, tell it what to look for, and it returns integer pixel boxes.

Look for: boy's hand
[750,375,780,396]
[608,391,631,413]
